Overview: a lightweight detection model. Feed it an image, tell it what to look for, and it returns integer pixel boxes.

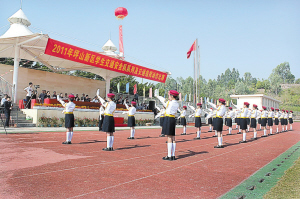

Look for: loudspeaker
[149,101,155,111]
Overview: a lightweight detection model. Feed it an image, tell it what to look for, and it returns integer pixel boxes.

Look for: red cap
[131,101,136,105]
[197,103,202,106]
[219,98,225,103]
[290,111,293,113]
[262,106,266,110]
[169,90,179,97]
[107,93,115,98]
[244,102,250,106]
[271,107,274,111]
[183,106,187,109]
[253,104,257,108]
[229,107,232,110]
[210,108,213,110]
[275,108,279,111]
[282,109,285,112]
[68,94,75,99]
[286,110,289,113]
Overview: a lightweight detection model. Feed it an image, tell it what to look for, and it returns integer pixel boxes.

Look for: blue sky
[1,0,299,83]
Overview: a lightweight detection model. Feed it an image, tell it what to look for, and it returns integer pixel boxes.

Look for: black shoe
[127,137,134,139]
[162,156,172,161]
[102,147,111,151]
[159,134,166,137]
[268,134,273,136]
[208,131,212,132]
[239,140,247,143]
[237,132,242,134]
[213,135,217,137]
[251,137,257,140]
[62,141,71,144]
[261,135,268,137]
[181,133,186,135]
[214,145,224,148]
[194,137,201,140]
[227,134,232,135]
[109,147,114,151]
[171,156,176,160]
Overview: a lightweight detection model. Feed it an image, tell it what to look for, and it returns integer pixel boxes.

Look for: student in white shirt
[24,82,33,109]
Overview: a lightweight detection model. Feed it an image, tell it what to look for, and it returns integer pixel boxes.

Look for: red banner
[44,38,167,83]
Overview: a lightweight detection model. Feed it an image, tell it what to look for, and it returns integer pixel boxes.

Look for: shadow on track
[78,140,106,144]
[176,150,208,160]
[116,144,151,151]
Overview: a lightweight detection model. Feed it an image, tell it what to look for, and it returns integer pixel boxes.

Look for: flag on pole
[187,40,196,59]
[204,97,206,104]
[201,97,203,104]
[117,82,120,93]
[119,25,124,57]
[214,99,216,104]
[149,88,152,98]
[189,94,191,102]
[143,87,145,98]
[133,84,137,95]
[126,83,129,93]
[154,89,158,96]
[211,98,213,103]
[185,94,187,102]
[179,93,182,101]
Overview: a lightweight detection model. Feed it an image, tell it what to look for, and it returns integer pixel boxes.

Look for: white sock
[107,136,110,148]
[70,132,73,141]
[221,137,223,145]
[167,143,172,157]
[130,129,133,137]
[215,130,217,136]
[264,129,266,135]
[184,126,186,134]
[110,136,114,148]
[209,126,212,131]
[270,128,272,134]
[218,137,222,146]
[260,125,261,130]
[133,129,135,137]
[199,130,201,137]
[248,126,250,131]
[276,127,278,132]
[290,125,292,130]
[254,131,257,138]
[239,127,241,132]
[236,125,238,129]
[286,126,287,130]
[243,133,246,141]
[172,143,176,157]
[229,127,232,134]
[66,132,70,142]
[282,127,284,131]
[197,131,200,138]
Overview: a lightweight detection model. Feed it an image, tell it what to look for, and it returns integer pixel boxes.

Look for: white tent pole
[13,38,20,103]
[105,76,111,96]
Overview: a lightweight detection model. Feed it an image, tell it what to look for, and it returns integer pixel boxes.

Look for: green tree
[269,73,283,95]
[295,78,300,84]
[272,62,295,83]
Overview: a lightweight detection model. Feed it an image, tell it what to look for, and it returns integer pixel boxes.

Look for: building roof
[230,94,281,103]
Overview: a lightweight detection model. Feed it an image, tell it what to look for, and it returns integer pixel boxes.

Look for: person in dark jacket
[3,96,13,127]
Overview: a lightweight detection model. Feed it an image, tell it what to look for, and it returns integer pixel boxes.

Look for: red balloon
[115,7,128,20]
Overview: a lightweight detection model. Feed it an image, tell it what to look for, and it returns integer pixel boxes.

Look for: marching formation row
[56,90,294,161]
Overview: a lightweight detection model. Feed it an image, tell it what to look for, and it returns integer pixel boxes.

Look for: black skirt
[162,116,176,136]
[274,118,279,125]
[258,118,261,124]
[289,118,293,124]
[247,118,250,125]
[99,115,104,131]
[65,114,74,128]
[128,116,136,127]
[208,118,212,124]
[227,118,232,127]
[180,117,187,126]
[280,118,285,125]
[268,118,273,126]
[261,118,267,127]
[284,119,288,125]
[195,117,202,127]
[236,118,240,125]
[213,118,216,130]
[102,115,115,133]
[160,117,164,127]
[240,118,248,130]
[225,118,228,125]
[215,117,223,131]
[250,118,257,128]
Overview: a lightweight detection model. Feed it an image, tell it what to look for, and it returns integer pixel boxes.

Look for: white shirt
[160,108,166,117]
[180,110,186,117]
[104,101,116,115]
[256,111,261,120]
[284,113,288,119]
[227,110,235,118]
[216,105,226,117]
[165,100,179,116]
[24,86,33,97]
[128,107,136,116]
[195,108,201,117]
[99,106,105,115]
[289,113,293,118]
[1,98,7,105]
[251,109,257,118]
[261,110,268,118]
[279,112,284,119]
[240,108,249,118]
[268,111,274,118]
[65,102,75,112]
[275,111,280,118]
[206,110,213,119]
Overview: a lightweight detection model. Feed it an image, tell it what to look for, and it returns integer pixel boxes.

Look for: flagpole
[195,38,198,103]
[193,41,196,106]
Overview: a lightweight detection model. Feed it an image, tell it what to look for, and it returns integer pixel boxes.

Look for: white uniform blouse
[165,100,179,116]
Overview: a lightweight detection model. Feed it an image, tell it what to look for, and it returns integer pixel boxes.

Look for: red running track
[0,123,299,199]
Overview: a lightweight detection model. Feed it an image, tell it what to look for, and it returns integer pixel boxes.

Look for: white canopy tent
[0,9,125,103]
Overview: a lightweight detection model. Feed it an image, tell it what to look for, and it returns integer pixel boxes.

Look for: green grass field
[264,157,300,199]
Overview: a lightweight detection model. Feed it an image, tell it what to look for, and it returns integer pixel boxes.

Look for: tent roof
[0,33,125,79]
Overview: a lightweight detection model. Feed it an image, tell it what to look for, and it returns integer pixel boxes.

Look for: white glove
[96,89,100,96]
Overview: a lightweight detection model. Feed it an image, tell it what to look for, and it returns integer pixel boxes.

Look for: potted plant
[52,116,59,127]
[46,117,52,127]
[59,117,65,127]
[38,116,47,127]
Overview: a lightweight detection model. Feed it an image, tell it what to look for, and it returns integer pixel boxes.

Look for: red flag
[149,87,152,98]
[187,40,196,59]
[179,93,182,101]
[119,25,124,57]
[133,84,137,94]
